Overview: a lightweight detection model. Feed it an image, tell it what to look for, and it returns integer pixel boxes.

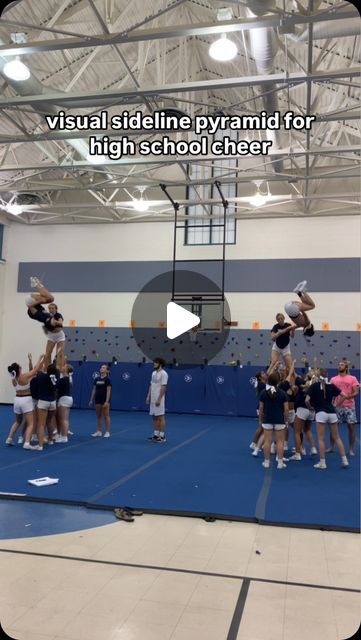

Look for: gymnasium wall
[0,217,359,404]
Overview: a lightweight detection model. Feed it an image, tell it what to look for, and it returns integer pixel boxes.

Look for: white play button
[166,302,200,339]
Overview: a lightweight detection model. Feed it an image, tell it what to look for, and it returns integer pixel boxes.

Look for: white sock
[154,430,160,436]
[159,431,165,438]
[320,458,326,465]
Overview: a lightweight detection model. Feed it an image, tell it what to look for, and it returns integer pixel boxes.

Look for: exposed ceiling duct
[289,4,361,41]
[245,0,283,174]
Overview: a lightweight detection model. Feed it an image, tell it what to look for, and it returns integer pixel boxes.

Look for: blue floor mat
[0,406,359,532]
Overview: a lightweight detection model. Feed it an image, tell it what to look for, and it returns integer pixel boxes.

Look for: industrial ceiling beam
[1,164,360,193]
[0,144,359,172]
[0,7,357,55]
[0,67,359,109]
[1,107,359,144]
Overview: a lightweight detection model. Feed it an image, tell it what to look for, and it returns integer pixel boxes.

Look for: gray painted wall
[18,258,360,292]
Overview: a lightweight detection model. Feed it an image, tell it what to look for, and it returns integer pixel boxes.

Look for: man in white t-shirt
[146,357,168,443]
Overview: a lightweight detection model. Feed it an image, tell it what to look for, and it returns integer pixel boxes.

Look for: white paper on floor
[28,477,59,487]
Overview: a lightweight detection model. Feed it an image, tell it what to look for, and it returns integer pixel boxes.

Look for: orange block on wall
[252,322,260,330]
[69,320,76,328]
[129,320,136,328]
[98,320,105,328]
[321,322,330,331]
[357,323,361,332]
[158,321,166,328]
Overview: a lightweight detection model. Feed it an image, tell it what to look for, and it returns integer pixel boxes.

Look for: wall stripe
[18,258,360,293]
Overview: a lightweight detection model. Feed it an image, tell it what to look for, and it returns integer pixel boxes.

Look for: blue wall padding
[205,366,239,416]
[69,362,360,419]
[166,367,207,414]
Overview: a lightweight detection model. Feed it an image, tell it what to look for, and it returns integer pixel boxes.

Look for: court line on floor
[0,548,358,594]
[227,578,251,640]
[87,426,214,503]
[0,425,138,473]
[255,464,273,521]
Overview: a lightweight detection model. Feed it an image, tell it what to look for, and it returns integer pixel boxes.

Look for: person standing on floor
[146,357,168,443]
[305,369,349,469]
[329,362,360,456]
[89,364,112,438]
[55,363,74,443]
[5,354,45,449]
[258,372,289,470]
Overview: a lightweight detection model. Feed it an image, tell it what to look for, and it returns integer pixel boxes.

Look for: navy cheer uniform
[271,322,292,350]
[27,303,51,325]
[94,376,112,405]
[259,388,288,425]
[58,375,72,399]
[307,382,341,414]
[37,372,58,402]
[46,312,63,332]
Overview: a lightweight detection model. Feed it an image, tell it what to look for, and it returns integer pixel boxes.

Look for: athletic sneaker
[250,442,256,450]
[314,461,327,469]
[301,447,306,455]
[114,508,134,522]
[55,436,68,443]
[30,276,44,288]
[154,436,166,443]
[289,453,302,461]
[262,460,270,468]
[91,431,102,437]
[31,445,43,451]
[103,432,110,438]
[293,280,307,294]
[277,462,287,469]
[30,435,38,443]
[147,435,157,441]
[310,447,318,455]
[17,436,24,444]
[5,437,14,446]
[252,448,260,457]
[68,430,74,436]
[47,441,54,446]
[23,443,35,450]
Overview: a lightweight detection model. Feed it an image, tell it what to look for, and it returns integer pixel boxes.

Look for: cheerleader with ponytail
[55,364,74,443]
[258,373,289,470]
[33,364,60,451]
[306,369,349,469]
[5,354,45,449]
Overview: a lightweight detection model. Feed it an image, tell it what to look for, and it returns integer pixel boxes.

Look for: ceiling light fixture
[248,181,269,208]
[3,56,30,81]
[6,202,23,215]
[249,192,267,207]
[209,34,237,62]
[132,186,149,212]
[132,198,149,212]
[86,152,106,164]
